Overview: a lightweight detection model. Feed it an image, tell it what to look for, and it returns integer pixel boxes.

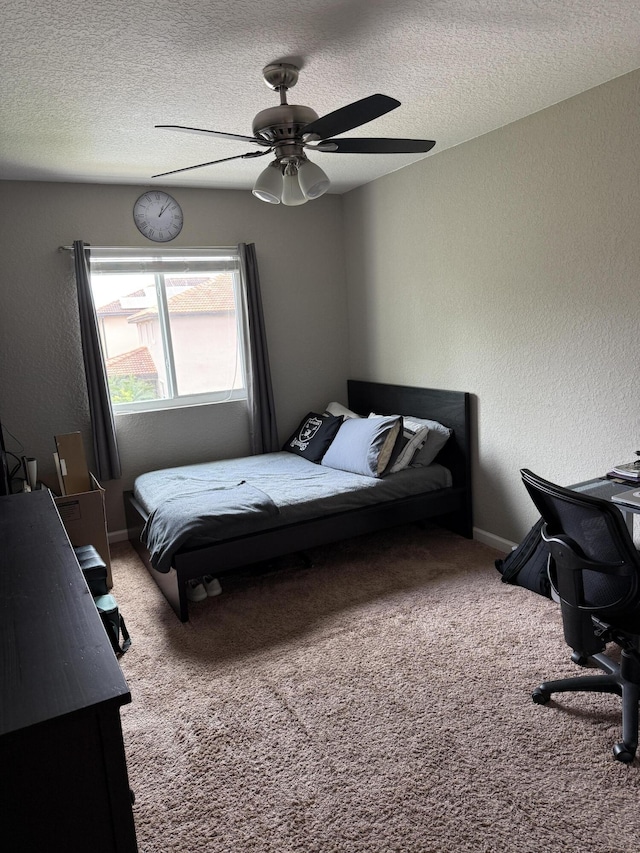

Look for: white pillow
[369,413,429,473]
[325,401,361,420]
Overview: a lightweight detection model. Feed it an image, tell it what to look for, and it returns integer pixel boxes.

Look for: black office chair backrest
[520,469,640,626]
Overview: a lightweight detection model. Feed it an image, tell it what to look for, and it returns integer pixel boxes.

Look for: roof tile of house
[106,346,157,377]
[97,289,147,314]
[96,277,217,316]
[129,274,234,323]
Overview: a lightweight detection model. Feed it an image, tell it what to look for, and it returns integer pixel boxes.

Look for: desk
[0,490,138,852]
[570,477,639,534]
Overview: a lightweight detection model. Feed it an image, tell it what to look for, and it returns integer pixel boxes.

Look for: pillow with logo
[282,412,343,463]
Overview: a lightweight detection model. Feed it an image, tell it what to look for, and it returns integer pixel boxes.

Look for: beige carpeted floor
[113,525,640,853]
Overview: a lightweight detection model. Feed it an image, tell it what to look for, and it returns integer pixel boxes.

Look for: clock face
[133,191,183,242]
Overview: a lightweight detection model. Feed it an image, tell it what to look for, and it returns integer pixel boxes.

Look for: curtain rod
[59,245,129,253]
[58,245,238,252]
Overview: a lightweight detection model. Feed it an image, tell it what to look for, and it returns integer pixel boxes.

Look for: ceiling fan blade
[320,138,436,154]
[302,94,400,140]
[156,124,268,146]
[152,149,270,179]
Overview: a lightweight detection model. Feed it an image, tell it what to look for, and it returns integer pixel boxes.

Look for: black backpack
[495,518,552,599]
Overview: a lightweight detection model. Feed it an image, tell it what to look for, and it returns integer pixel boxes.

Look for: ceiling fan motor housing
[252,104,319,162]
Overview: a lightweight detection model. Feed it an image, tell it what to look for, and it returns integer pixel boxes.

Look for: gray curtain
[239,242,279,454]
[72,240,122,480]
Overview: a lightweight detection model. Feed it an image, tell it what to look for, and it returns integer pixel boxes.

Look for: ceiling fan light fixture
[252,160,282,204]
[155,65,436,195]
[297,158,330,199]
[281,164,308,206]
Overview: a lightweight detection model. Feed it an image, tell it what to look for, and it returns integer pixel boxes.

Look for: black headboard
[347,380,471,492]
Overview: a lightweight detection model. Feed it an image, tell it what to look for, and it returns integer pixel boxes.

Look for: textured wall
[3,69,639,547]
[0,182,348,531]
[343,69,640,545]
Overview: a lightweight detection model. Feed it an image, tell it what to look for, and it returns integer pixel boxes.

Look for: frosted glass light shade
[298,159,330,199]
[252,162,282,204]
[281,171,307,206]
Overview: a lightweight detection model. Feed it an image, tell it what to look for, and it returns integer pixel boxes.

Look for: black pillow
[282,412,343,463]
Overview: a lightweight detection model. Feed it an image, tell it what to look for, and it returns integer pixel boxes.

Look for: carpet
[113,524,640,853]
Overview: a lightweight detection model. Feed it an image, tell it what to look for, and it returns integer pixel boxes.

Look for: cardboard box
[54,473,112,589]
[54,432,92,496]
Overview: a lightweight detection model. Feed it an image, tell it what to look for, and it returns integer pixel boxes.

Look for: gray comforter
[141,479,279,572]
[136,452,452,573]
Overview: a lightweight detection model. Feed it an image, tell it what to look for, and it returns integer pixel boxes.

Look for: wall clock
[133,190,183,242]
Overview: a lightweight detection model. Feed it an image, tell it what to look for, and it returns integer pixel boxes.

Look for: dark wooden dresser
[0,490,138,852]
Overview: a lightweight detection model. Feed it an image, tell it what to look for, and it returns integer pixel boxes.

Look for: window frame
[88,247,248,415]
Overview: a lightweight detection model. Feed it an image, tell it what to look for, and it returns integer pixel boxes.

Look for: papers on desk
[609,462,640,480]
[611,488,640,509]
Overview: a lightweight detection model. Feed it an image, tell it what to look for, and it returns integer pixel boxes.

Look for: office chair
[520,469,640,763]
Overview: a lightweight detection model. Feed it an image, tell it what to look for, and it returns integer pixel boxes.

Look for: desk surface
[568,477,640,528]
[0,489,130,736]
[570,477,632,501]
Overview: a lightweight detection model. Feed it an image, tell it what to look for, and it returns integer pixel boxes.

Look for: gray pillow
[369,413,430,473]
[409,418,452,466]
[321,416,402,478]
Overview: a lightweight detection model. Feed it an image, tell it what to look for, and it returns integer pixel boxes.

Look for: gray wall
[2,69,639,548]
[0,182,349,532]
[343,68,640,546]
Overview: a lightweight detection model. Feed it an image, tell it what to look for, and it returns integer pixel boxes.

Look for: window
[88,247,248,413]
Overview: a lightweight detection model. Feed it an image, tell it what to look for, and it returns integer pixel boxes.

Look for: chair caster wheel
[613,742,635,763]
[532,687,550,705]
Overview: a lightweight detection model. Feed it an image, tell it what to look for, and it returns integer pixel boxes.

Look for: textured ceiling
[2,0,639,194]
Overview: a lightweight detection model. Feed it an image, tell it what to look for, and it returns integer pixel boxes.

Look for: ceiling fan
[153,63,436,205]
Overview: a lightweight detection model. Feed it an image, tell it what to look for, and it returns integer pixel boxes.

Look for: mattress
[134,451,452,572]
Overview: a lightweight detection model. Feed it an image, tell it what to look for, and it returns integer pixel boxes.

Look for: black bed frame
[125,380,473,622]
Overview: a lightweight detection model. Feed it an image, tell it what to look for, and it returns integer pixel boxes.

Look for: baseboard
[473,527,515,553]
[109,528,130,544]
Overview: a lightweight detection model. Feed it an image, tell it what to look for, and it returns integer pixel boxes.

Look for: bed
[125,380,473,621]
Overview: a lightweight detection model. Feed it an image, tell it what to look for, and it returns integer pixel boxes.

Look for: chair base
[532,650,640,763]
